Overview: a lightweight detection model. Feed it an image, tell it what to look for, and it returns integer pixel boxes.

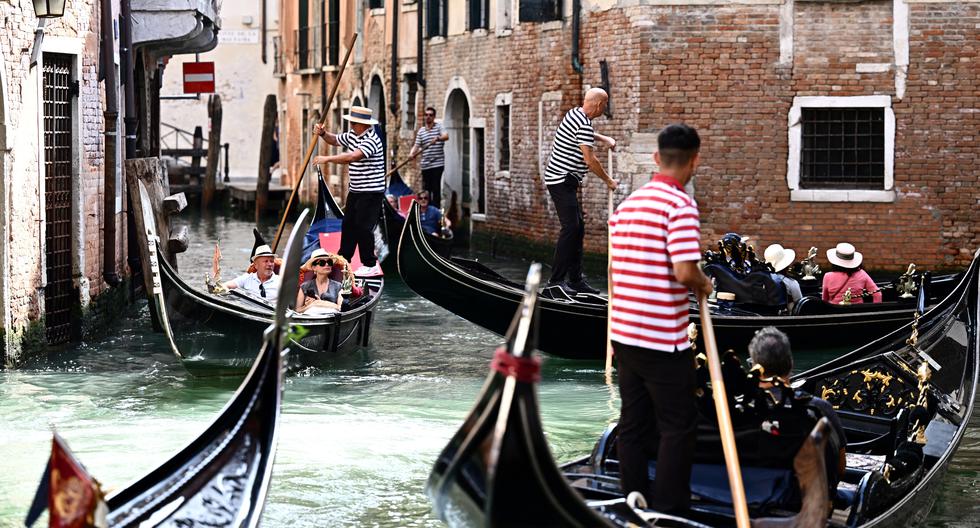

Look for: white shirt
[232,272,281,302]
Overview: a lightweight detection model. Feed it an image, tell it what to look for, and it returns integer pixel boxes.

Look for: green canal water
[1,209,978,526]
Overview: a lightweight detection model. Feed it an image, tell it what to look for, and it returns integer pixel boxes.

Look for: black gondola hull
[382,197,453,276]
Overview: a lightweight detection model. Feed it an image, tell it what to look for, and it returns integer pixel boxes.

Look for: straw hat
[763,244,796,273]
[343,105,379,125]
[304,248,335,269]
[251,244,276,262]
[827,242,863,269]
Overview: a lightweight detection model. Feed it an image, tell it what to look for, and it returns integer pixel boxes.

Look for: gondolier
[544,88,617,294]
[313,105,385,276]
[608,123,712,513]
[409,106,449,208]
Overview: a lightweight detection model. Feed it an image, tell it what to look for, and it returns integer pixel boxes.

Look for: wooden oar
[604,149,615,383]
[385,137,439,180]
[697,292,751,528]
[272,33,358,253]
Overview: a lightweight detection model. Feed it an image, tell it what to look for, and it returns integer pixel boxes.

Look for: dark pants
[547,176,584,284]
[614,341,698,513]
[421,166,444,208]
[340,191,383,267]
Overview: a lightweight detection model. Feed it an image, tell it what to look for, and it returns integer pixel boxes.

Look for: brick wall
[416,1,977,272]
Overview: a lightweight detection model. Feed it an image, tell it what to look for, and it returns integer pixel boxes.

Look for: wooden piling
[203,94,222,208]
[190,126,204,185]
[256,94,277,221]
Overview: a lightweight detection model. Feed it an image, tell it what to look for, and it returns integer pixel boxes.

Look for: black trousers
[421,166,444,208]
[547,176,584,284]
[614,341,698,513]
[340,191,383,267]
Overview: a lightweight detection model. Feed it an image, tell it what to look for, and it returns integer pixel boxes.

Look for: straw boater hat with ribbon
[827,242,863,269]
[764,244,796,273]
[251,244,276,262]
[343,105,379,126]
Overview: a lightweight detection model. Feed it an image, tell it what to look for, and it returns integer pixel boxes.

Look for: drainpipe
[571,0,584,74]
[417,0,425,88]
[101,0,121,287]
[390,0,399,161]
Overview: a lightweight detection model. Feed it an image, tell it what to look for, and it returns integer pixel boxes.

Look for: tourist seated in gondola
[295,249,344,316]
[223,244,280,302]
[763,244,803,310]
[417,190,452,237]
[822,242,882,304]
[745,327,847,487]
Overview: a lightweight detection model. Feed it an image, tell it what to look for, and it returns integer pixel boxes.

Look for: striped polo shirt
[609,174,702,352]
[544,107,595,186]
[337,127,386,193]
[415,122,446,170]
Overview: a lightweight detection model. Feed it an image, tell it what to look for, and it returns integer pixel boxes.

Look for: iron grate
[800,107,885,190]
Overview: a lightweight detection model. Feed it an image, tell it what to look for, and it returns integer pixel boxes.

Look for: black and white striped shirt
[414,123,446,170]
[338,128,386,193]
[544,107,595,186]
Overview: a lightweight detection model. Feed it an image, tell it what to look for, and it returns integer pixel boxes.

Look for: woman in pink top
[822,242,882,304]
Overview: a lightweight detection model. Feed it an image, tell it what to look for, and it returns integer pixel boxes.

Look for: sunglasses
[417,197,429,201]
[425,113,435,117]
[312,259,334,267]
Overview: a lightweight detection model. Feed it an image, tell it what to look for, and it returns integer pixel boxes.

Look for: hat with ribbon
[826,242,863,269]
[764,244,796,273]
[304,248,335,269]
[343,105,380,125]
[251,244,277,263]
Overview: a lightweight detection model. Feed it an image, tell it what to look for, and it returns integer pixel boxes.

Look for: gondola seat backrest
[703,264,787,306]
[791,296,911,316]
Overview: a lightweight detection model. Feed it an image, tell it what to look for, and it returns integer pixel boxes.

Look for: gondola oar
[384,136,439,181]
[604,149,615,383]
[272,33,358,253]
[697,292,751,528]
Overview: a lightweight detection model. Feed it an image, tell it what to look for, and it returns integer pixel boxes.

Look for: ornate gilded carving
[897,263,918,299]
[814,366,915,417]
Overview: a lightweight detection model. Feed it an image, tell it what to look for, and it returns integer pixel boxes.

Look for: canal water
[0,207,977,527]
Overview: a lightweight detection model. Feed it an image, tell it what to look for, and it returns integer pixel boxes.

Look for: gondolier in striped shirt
[608,124,712,514]
[409,107,449,208]
[544,88,617,294]
[313,106,386,276]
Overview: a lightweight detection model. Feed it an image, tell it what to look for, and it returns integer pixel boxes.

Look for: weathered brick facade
[277,1,978,272]
[1,1,128,364]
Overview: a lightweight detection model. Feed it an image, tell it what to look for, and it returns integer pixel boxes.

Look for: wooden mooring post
[256,94,277,222]
[203,94,222,208]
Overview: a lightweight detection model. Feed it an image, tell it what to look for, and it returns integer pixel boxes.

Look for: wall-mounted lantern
[33,0,67,18]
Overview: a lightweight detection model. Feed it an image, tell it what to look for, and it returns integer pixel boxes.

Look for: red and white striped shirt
[609,174,702,352]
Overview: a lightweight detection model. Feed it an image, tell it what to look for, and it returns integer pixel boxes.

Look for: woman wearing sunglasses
[295,249,344,315]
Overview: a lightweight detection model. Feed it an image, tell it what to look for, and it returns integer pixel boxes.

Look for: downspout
[121,0,141,291]
[571,0,583,74]
[101,0,120,287]
[417,0,425,88]
[389,0,399,161]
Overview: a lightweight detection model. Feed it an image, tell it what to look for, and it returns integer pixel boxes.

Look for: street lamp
[33,0,67,18]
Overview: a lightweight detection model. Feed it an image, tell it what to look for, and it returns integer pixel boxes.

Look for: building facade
[278,0,978,271]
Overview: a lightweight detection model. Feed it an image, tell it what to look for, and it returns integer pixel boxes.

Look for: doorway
[444,89,470,240]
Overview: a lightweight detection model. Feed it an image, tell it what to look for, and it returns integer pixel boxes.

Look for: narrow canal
[0,207,977,526]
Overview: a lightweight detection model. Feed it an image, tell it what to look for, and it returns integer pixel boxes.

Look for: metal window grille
[272,35,285,76]
[497,105,510,172]
[42,53,76,345]
[469,0,489,30]
[295,25,323,70]
[404,73,418,131]
[519,0,562,22]
[800,107,885,190]
[475,128,486,214]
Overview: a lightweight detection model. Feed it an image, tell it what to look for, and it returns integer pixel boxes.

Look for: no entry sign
[183,62,215,93]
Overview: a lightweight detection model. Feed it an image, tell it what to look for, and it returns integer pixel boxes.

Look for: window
[402,73,418,131]
[469,0,489,30]
[474,128,486,215]
[787,95,895,202]
[327,0,340,66]
[519,0,561,23]
[368,0,384,9]
[496,103,510,172]
[426,0,448,38]
[297,0,310,69]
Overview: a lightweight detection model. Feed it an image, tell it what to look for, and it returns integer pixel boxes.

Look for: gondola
[398,201,959,360]
[381,193,453,276]
[24,215,308,528]
[133,175,382,373]
[428,250,980,527]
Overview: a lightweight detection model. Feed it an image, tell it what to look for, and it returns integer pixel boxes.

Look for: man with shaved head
[543,87,617,295]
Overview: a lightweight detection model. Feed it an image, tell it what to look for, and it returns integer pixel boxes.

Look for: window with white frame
[401,73,418,131]
[787,95,895,202]
[495,96,511,172]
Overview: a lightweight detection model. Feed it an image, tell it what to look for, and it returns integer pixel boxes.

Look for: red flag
[48,433,103,528]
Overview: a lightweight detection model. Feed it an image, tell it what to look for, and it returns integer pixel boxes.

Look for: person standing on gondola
[544,88,618,295]
[409,106,449,208]
[312,106,385,276]
[608,124,712,514]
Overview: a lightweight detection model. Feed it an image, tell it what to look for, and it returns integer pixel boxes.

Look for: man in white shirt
[223,244,281,302]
